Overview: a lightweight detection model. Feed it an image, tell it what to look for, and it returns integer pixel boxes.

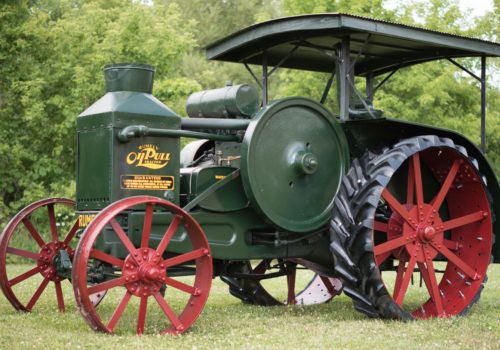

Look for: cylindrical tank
[186,83,260,119]
[104,63,155,94]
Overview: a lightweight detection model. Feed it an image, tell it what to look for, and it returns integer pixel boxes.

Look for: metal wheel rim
[72,196,212,335]
[0,197,77,312]
[373,147,492,318]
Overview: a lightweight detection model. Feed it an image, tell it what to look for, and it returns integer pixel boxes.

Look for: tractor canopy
[206,13,500,76]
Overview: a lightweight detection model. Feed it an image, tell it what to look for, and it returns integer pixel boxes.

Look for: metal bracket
[367,63,403,100]
[347,75,375,119]
[183,169,241,212]
[303,41,341,61]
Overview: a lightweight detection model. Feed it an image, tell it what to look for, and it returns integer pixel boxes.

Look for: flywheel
[241,97,349,232]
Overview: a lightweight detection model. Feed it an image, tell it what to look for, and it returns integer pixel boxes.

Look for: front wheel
[330,136,493,319]
[72,196,212,335]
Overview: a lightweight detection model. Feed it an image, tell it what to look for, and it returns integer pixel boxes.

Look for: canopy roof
[206,13,500,77]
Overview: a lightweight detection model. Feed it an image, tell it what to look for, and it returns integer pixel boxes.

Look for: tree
[0,0,200,225]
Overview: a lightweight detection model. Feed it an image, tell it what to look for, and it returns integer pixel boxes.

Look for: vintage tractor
[1,13,499,334]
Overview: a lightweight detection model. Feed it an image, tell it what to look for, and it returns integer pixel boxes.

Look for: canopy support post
[366,72,374,100]
[340,35,350,122]
[481,55,486,154]
[263,50,268,106]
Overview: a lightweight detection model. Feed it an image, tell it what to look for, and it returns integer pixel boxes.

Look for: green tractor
[1,13,499,334]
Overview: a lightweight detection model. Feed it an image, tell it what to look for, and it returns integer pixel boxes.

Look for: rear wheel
[222,260,342,306]
[330,136,493,319]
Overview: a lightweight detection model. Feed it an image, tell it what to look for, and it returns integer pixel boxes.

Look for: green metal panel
[77,129,112,207]
[342,117,500,263]
[205,14,500,77]
[241,97,350,232]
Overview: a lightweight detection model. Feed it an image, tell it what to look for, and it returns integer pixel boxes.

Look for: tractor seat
[349,99,384,120]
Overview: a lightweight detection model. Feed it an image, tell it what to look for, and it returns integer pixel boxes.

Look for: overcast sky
[385,0,493,17]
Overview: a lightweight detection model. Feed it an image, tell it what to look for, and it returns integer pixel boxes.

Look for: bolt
[478,237,483,241]
[457,272,465,279]
[440,290,444,297]
[194,289,201,296]
[483,212,488,218]
[177,325,185,331]
[459,291,465,298]
[203,249,209,255]
[466,281,471,286]
[446,279,451,284]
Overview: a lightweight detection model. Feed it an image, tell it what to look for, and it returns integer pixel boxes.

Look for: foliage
[0,0,200,225]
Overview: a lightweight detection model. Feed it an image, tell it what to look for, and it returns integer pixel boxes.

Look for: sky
[385,0,493,17]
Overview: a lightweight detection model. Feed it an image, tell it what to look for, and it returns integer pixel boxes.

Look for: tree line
[1,0,499,225]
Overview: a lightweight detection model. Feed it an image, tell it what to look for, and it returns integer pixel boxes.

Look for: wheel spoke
[417,261,435,301]
[374,235,416,258]
[382,188,416,227]
[54,281,65,312]
[319,276,335,293]
[137,297,148,335]
[8,267,39,287]
[393,261,406,300]
[424,258,443,316]
[412,153,424,208]
[287,268,296,305]
[87,275,134,295]
[107,291,132,333]
[90,249,124,268]
[6,247,41,261]
[375,251,393,265]
[407,156,415,204]
[109,218,137,256]
[394,247,417,306]
[156,215,182,256]
[141,203,155,249]
[164,276,196,295]
[26,277,50,311]
[431,160,460,214]
[22,219,45,248]
[442,239,459,251]
[153,292,182,330]
[252,259,267,275]
[163,248,207,268]
[434,211,485,233]
[63,219,80,246]
[47,204,59,242]
[433,244,479,280]
[373,221,388,232]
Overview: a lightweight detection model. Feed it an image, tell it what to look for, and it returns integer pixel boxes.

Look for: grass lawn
[0,263,499,349]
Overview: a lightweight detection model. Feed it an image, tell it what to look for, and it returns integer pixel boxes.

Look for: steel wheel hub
[37,241,71,282]
[123,248,166,297]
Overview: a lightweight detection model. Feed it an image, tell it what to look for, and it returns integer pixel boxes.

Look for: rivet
[190,302,195,306]
[143,256,147,260]
[144,249,148,254]
[131,287,136,291]
[134,253,138,256]
[126,277,129,282]
[125,264,129,268]
[482,212,488,218]
[184,223,190,228]
[143,293,148,297]
[160,263,164,268]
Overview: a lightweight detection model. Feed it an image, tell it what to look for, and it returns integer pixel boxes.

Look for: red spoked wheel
[0,198,78,312]
[72,196,212,335]
[225,260,342,306]
[373,147,493,318]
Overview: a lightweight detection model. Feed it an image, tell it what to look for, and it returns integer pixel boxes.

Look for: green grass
[0,263,499,349]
